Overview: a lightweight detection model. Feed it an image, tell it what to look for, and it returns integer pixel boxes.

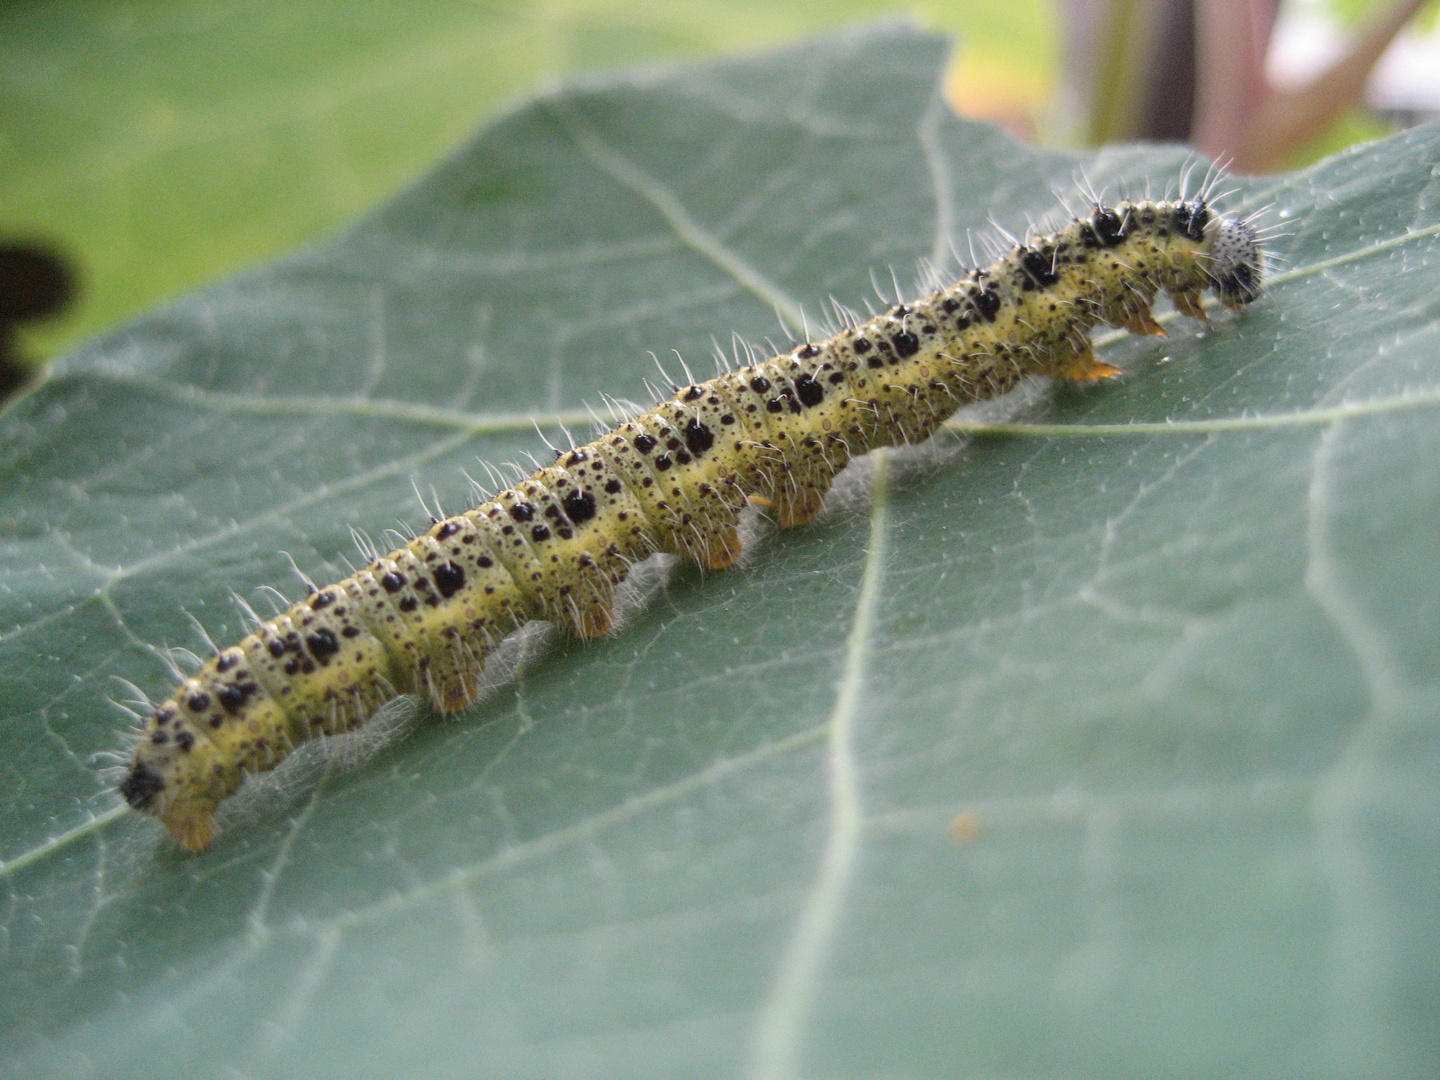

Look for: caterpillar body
[119,195,1264,852]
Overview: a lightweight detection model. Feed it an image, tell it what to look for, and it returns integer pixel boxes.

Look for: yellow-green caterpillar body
[120,196,1264,852]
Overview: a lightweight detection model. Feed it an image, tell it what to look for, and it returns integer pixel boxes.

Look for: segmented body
[120,197,1264,851]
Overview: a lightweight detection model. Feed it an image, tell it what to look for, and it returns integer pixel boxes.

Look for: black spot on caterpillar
[118,194,1264,852]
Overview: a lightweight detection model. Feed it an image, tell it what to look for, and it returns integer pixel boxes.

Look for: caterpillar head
[1201,213,1264,309]
[119,704,224,852]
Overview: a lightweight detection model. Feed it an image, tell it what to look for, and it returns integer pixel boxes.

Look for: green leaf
[1,0,1055,363]
[2,25,1437,1079]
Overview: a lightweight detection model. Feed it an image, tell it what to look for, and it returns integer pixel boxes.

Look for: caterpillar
[117,191,1264,852]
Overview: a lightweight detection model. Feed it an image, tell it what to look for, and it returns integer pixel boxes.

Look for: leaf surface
[2,26,1437,1080]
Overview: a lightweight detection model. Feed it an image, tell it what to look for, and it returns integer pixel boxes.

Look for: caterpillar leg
[673,481,747,569]
[575,601,614,638]
[747,485,824,529]
[1113,308,1167,337]
[167,805,220,853]
[432,683,478,712]
[423,631,492,712]
[773,487,827,528]
[1167,285,1209,323]
[1057,345,1123,382]
[694,524,743,570]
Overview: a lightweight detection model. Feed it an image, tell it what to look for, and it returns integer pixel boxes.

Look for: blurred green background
[2,1,1056,369]
[0,0,1423,373]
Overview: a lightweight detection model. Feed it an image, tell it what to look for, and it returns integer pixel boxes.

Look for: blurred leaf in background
[0,0,1054,373]
[5,0,1436,384]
